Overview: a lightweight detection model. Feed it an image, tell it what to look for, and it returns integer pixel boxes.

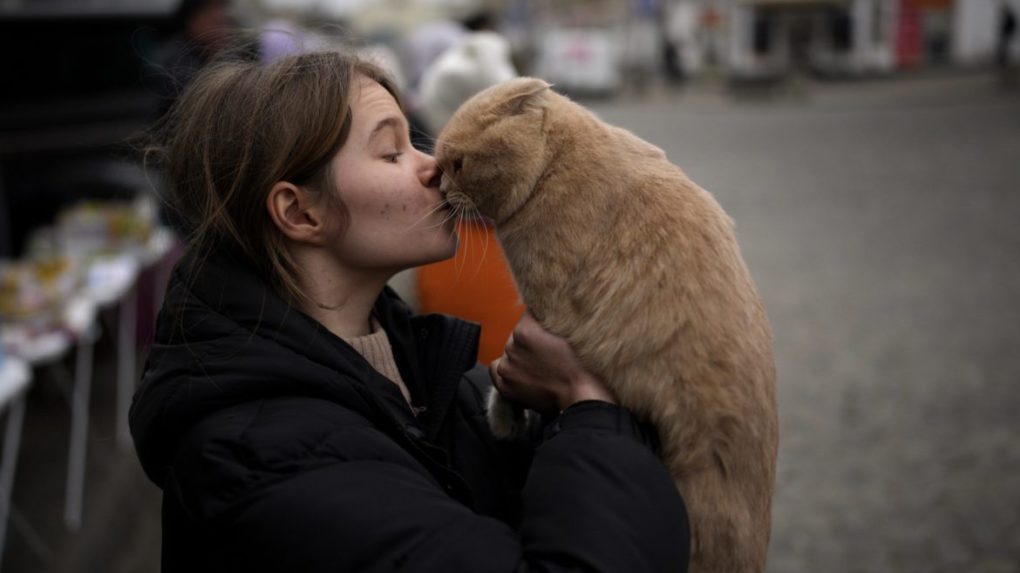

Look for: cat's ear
[501,77,551,115]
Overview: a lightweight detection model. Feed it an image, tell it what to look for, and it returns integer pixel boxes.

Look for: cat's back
[552,103,718,225]
[566,119,734,262]
[537,104,766,362]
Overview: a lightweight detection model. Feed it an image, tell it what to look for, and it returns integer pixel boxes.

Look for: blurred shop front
[722,0,1010,80]
[526,0,654,95]
[895,0,954,68]
[724,0,898,79]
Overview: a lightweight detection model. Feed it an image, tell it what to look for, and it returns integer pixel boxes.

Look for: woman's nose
[420,154,442,189]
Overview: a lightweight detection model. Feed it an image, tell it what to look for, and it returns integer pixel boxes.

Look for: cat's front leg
[486,388,533,439]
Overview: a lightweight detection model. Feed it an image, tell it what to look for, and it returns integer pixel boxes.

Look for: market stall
[0,198,176,537]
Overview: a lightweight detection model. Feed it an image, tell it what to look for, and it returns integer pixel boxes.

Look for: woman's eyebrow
[368,116,405,141]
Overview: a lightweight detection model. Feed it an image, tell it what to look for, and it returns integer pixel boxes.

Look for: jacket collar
[131,245,479,485]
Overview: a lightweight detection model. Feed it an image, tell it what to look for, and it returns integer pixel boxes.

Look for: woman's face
[325,75,457,273]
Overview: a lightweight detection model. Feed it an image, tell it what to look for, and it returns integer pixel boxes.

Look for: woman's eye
[385,152,403,163]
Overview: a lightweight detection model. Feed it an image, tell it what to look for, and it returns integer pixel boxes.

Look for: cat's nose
[427,170,442,190]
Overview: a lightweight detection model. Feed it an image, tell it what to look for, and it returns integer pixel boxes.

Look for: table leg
[64,332,95,531]
[0,394,27,563]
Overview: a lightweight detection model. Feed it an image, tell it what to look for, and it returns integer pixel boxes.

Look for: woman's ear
[266,181,326,244]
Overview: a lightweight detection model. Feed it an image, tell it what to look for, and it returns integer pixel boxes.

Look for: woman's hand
[489,313,616,415]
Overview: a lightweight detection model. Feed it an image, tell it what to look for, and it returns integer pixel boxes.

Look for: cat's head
[434,77,553,225]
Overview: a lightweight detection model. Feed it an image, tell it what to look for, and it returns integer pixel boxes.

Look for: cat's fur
[434,78,779,573]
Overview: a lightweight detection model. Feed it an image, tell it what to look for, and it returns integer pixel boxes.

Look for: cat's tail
[678,466,772,573]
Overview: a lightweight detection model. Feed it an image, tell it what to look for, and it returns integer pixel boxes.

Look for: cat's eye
[452,158,464,174]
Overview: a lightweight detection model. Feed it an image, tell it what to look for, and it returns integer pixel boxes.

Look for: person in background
[149,0,239,119]
[130,48,690,571]
[999,2,1018,87]
[400,19,468,151]
[416,30,518,138]
[259,18,310,64]
[462,10,497,33]
[400,11,504,151]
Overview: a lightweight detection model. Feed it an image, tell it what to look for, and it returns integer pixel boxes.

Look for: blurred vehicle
[535,27,622,95]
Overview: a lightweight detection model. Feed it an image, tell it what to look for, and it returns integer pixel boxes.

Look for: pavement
[2,70,1018,572]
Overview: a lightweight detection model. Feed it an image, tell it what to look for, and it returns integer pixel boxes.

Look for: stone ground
[588,72,1020,573]
[2,71,1018,572]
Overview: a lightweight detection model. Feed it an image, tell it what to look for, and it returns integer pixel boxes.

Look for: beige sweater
[345,320,412,405]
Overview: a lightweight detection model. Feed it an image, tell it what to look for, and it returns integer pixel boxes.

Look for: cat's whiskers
[404,199,459,233]
[467,204,490,279]
[453,202,470,279]
[402,199,449,231]
[437,178,492,279]
[433,205,462,231]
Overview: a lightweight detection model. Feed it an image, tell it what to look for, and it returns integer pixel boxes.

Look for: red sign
[896,0,922,68]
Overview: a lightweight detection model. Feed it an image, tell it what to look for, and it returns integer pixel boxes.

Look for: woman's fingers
[492,310,614,413]
[513,313,571,357]
[510,313,540,350]
[503,332,515,358]
[490,355,513,398]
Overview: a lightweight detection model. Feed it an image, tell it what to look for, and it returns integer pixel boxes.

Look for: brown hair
[149,48,400,306]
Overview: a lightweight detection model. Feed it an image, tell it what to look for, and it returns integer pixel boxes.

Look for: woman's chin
[414,232,459,267]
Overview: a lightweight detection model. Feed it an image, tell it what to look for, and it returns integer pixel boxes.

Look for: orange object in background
[417,220,523,364]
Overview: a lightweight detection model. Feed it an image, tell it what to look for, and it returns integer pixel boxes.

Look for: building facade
[715,0,1015,79]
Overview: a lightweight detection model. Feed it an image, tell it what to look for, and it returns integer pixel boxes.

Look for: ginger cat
[434,78,778,573]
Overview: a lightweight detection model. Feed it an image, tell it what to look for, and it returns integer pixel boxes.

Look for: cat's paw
[486,388,529,439]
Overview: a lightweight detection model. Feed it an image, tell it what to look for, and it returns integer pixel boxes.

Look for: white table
[0,227,177,532]
[0,295,99,532]
[0,356,31,564]
[63,230,176,528]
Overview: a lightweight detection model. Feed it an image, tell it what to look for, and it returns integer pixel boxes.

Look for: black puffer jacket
[130,248,690,572]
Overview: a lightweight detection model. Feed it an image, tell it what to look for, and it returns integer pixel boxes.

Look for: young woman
[130,49,690,572]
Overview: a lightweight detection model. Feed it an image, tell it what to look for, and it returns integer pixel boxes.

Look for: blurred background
[0,0,1018,571]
